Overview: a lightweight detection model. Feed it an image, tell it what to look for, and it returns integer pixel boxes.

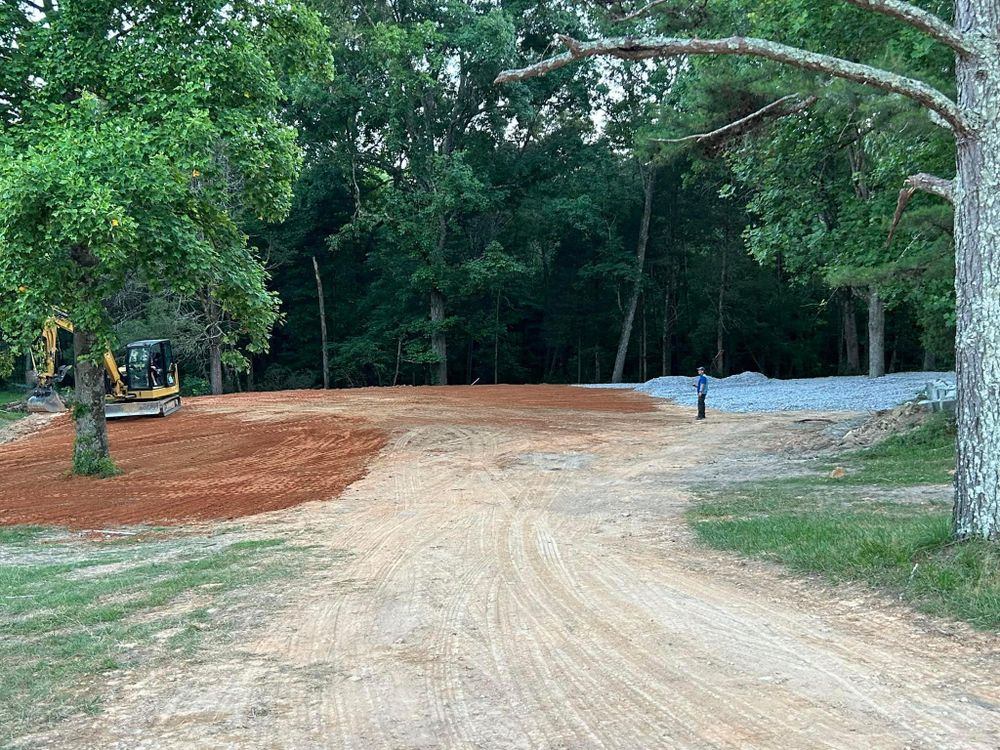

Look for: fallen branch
[653,93,817,145]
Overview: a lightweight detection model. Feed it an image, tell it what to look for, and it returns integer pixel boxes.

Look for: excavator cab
[104,339,182,418]
[125,340,176,391]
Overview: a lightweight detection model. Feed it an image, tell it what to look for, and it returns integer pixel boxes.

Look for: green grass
[832,413,957,485]
[689,415,1000,630]
[0,388,26,422]
[0,530,308,744]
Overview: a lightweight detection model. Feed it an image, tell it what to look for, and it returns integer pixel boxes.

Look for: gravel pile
[585,371,956,413]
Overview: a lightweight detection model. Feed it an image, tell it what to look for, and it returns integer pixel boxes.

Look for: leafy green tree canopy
[0,0,329,358]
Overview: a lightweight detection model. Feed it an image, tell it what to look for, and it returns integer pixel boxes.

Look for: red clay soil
[201,384,657,413]
[0,385,651,529]
[0,409,386,528]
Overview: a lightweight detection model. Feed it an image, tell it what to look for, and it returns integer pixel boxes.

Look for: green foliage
[0,0,329,373]
[0,0,956,389]
[180,375,213,398]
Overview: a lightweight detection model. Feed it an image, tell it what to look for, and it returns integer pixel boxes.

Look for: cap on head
[697,366,705,372]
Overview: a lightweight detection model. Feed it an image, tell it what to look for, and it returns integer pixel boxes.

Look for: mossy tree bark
[72,329,111,475]
[952,0,1000,540]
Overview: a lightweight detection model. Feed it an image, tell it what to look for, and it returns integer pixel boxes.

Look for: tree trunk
[594,345,601,384]
[843,293,861,374]
[200,292,224,396]
[577,334,582,384]
[494,290,501,385]
[715,249,728,377]
[612,167,656,383]
[662,285,673,377]
[393,337,402,386]
[430,288,447,385]
[867,286,885,378]
[640,294,647,383]
[923,349,936,371]
[72,329,111,474]
[208,339,223,395]
[953,11,1000,540]
[312,256,329,390]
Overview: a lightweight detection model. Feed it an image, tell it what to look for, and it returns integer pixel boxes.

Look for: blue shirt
[697,374,708,395]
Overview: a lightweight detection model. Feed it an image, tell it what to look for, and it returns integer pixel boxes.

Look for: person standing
[695,366,708,420]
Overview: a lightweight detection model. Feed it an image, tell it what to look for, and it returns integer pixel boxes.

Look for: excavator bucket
[26,389,67,414]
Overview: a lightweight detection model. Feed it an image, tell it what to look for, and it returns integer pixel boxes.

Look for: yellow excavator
[27,310,182,418]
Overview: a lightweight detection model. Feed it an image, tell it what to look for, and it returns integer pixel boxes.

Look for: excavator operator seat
[125,340,174,392]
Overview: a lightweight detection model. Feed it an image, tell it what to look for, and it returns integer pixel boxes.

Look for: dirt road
[11,387,1000,749]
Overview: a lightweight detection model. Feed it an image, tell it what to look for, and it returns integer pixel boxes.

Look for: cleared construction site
[3,385,998,749]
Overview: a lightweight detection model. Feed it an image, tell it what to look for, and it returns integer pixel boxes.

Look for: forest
[0,0,958,395]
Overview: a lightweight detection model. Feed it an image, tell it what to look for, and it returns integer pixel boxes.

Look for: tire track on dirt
[15,389,1000,750]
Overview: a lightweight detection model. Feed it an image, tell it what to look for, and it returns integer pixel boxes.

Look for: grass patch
[689,414,1000,630]
[0,389,26,421]
[831,413,956,486]
[0,529,309,744]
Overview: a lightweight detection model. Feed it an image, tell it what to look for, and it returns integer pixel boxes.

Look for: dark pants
[697,393,706,419]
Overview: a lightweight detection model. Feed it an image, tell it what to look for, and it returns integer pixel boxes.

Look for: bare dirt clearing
[7,386,1000,749]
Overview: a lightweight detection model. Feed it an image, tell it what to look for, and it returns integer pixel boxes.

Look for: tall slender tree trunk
[867,286,885,378]
[494,291,501,385]
[577,334,582,384]
[715,249,728,377]
[393,337,402,386]
[661,284,673,377]
[312,256,329,390]
[200,292,223,396]
[594,345,601,384]
[430,288,447,385]
[953,6,1000,540]
[923,349,936,371]
[843,293,860,374]
[640,294,647,383]
[612,167,656,383]
[72,329,110,473]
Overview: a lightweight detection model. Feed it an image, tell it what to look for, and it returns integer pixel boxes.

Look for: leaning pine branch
[840,0,972,56]
[886,173,954,247]
[495,35,970,136]
[653,93,818,145]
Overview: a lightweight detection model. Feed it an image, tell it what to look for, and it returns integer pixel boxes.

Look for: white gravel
[584,371,956,413]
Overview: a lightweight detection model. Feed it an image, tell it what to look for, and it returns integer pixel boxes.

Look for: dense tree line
[2,0,969,492]
[1,0,955,399]
[232,0,954,390]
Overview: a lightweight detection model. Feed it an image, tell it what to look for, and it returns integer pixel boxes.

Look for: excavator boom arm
[30,310,127,395]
